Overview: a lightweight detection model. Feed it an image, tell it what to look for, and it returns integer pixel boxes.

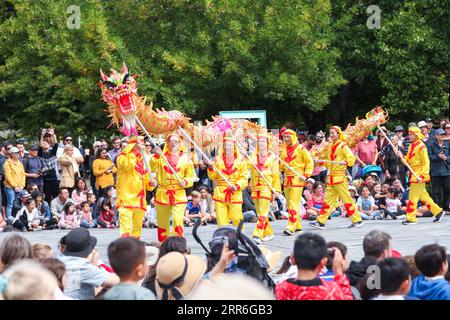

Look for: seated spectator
[272,192,289,220]
[32,190,57,229]
[372,183,381,198]
[0,233,33,272]
[103,238,156,300]
[303,178,315,201]
[142,236,190,296]
[356,186,382,220]
[87,192,97,219]
[346,230,392,287]
[32,243,54,260]
[79,201,97,229]
[374,183,390,216]
[403,255,422,280]
[385,188,405,220]
[10,189,32,224]
[392,179,405,195]
[197,185,216,223]
[144,197,157,228]
[408,244,450,300]
[26,183,39,194]
[348,186,358,202]
[0,260,58,300]
[41,257,73,300]
[242,185,257,222]
[95,185,115,219]
[50,188,74,224]
[275,233,353,300]
[155,251,207,300]
[58,228,119,300]
[58,203,80,230]
[304,182,324,221]
[97,199,117,228]
[372,258,413,300]
[320,241,349,282]
[184,191,208,227]
[12,198,41,231]
[71,178,89,210]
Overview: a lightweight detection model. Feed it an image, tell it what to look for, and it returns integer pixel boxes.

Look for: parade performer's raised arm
[400,127,444,225]
[150,133,196,242]
[279,129,313,236]
[116,136,153,239]
[250,132,281,244]
[207,136,248,227]
[310,126,364,230]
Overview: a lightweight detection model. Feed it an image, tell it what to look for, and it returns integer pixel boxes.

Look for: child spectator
[303,178,315,201]
[304,182,325,221]
[41,257,73,300]
[32,190,57,229]
[356,186,382,220]
[348,186,358,202]
[320,241,349,282]
[374,183,390,217]
[12,198,41,231]
[392,179,405,195]
[103,237,156,300]
[90,249,114,273]
[198,185,216,223]
[79,201,97,229]
[184,191,207,226]
[408,244,450,300]
[58,203,80,230]
[0,234,33,272]
[0,260,58,300]
[32,243,54,260]
[87,192,97,219]
[372,258,413,300]
[385,188,405,220]
[275,233,353,300]
[97,199,117,228]
[58,228,119,300]
[371,183,381,197]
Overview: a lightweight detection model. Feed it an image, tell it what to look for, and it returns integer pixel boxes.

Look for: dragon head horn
[122,62,128,74]
[100,69,108,81]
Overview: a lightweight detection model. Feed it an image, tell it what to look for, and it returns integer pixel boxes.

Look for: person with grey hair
[346,230,393,287]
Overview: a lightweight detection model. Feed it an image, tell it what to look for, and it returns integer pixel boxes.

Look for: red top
[99,209,115,223]
[275,274,353,300]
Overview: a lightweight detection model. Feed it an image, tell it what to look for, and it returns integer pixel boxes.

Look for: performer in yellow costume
[151,133,196,242]
[207,136,248,227]
[280,129,314,235]
[310,126,364,230]
[401,127,444,225]
[116,136,153,239]
[250,132,281,244]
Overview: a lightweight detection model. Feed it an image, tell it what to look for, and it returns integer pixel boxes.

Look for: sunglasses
[316,136,324,139]
[65,138,73,142]
[145,144,151,147]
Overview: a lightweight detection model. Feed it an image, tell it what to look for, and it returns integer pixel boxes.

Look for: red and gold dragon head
[98,62,140,136]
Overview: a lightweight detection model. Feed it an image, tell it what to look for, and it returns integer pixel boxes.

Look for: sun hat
[62,228,97,258]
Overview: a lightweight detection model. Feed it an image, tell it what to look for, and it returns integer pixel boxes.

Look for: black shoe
[348,221,364,229]
[295,229,303,233]
[283,229,294,236]
[402,220,418,225]
[433,211,445,223]
[309,221,325,230]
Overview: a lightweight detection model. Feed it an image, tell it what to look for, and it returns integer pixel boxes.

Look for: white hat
[8,147,19,154]
[306,178,315,184]
[348,185,358,196]
[145,245,159,266]
[417,121,427,128]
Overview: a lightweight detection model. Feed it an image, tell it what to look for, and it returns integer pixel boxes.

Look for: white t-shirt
[386,198,401,212]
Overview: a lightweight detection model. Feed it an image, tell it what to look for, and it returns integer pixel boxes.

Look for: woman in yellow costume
[116,136,153,239]
[310,126,364,230]
[250,131,281,244]
[400,127,444,225]
[207,135,248,227]
[151,133,196,242]
[280,129,314,235]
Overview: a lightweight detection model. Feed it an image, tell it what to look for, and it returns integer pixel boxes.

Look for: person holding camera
[22,145,45,193]
[428,129,450,212]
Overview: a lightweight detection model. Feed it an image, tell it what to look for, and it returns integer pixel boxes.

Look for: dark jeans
[43,179,60,203]
[97,220,117,228]
[385,209,406,219]
[431,175,450,210]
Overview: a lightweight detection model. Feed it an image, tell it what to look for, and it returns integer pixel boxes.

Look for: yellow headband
[331,126,347,141]
[408,127,424,140]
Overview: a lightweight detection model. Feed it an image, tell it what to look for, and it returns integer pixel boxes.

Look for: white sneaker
[252,237,262,245]
[397,215,406,220]
[262,235,274,242]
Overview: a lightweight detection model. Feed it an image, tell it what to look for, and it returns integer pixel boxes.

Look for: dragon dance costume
[151,133,196,242]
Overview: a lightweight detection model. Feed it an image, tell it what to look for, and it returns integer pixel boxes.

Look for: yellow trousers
[406,183,442,222]
[118,207,145,239]
[317,181,362,225]
[155,203,185,242]
[285,187,303,232]
[216,202,243,227]
[252,198,273,239]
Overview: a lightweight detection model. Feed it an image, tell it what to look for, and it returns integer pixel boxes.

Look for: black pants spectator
[384,209,406,219]
[431,175,450,210]
[43,179,59,203]
[97,220,117,228]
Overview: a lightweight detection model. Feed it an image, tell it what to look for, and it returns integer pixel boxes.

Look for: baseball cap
[425,118,432,123]
[19,190,31,198]
[435,128,446,135]
[8,147,20,154]
[29,144,38,151]
[418,121,427,128]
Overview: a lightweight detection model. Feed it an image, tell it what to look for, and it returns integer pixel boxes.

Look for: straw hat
[259,245,282,272]
[155,252,206,300]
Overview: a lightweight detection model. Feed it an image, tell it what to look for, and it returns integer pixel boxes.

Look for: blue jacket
[428,140,450,177]
[408,275,450,300]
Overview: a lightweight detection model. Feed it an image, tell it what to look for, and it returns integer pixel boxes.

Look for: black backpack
[192,219,276,291]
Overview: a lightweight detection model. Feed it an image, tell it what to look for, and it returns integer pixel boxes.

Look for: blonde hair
[32,243,53,261]
[191,191,201,198]
[2,260,57,300]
